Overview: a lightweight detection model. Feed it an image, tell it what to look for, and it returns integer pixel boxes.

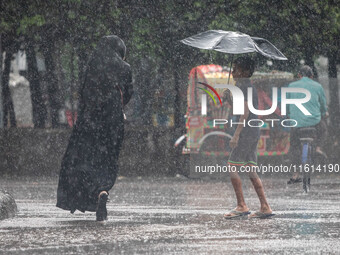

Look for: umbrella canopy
[181,30,287,60]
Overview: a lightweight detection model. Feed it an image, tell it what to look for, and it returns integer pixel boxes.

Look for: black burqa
[56,35,133,213]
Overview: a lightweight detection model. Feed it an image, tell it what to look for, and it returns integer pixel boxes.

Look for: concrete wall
[0,125,179,177]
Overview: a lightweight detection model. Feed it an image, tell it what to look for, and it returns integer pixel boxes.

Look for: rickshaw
[175,64,294,158]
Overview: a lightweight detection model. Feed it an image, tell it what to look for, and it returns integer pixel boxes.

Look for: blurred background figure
[287,65,328,184]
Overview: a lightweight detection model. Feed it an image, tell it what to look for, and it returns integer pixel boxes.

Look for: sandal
[248,211,275,219]
[223,210,250,219]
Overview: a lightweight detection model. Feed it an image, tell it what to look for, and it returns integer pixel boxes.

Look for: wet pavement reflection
[0,175,340,254]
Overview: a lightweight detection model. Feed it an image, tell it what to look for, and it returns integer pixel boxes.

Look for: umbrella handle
[228,55,233,84]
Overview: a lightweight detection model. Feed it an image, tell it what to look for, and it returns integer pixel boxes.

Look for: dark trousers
[289,119,327,165]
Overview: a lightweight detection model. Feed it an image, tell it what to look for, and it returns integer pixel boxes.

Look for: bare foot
[261,204,272,213]
[249,206,272,217]
[223,205,250,217]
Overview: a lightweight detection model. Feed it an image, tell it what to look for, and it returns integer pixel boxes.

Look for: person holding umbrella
[181,30,287,218]
[56,35,133,221]
[222,57,274,219]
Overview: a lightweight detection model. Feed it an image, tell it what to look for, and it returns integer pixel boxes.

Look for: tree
[209,0,340,128]
[1,0,339,130]
[26,39,47,128]
[2,49,16,127]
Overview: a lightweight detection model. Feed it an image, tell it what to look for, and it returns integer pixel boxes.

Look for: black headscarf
[91,35,126,64]
[78,35,133,122]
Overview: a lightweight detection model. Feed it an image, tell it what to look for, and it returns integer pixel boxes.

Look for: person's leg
[224,168,249,217]
[288,127,302,182]
[224,139,252,217]
[96,191,108,221]
[99,191,108,197]
[230,170,248,210]
[315,120,328,157]
[248,171,272,214]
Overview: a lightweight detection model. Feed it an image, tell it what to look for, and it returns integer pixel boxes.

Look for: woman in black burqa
[56,35,133,221]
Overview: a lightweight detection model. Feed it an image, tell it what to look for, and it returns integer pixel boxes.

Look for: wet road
[1,174,340,254]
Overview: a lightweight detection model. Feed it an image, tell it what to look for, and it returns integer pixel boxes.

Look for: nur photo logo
[198,81,312,128]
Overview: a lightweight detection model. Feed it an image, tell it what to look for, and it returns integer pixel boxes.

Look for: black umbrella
[181,30,287,60]
[181,30,288,82]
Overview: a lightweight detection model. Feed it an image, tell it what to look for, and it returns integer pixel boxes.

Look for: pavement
[0,174,340,254]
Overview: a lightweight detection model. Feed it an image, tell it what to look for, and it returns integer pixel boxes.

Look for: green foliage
[60,43,78,83]
[2,0,339,87]
[17,15,45,34]
[1,0,339,128]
